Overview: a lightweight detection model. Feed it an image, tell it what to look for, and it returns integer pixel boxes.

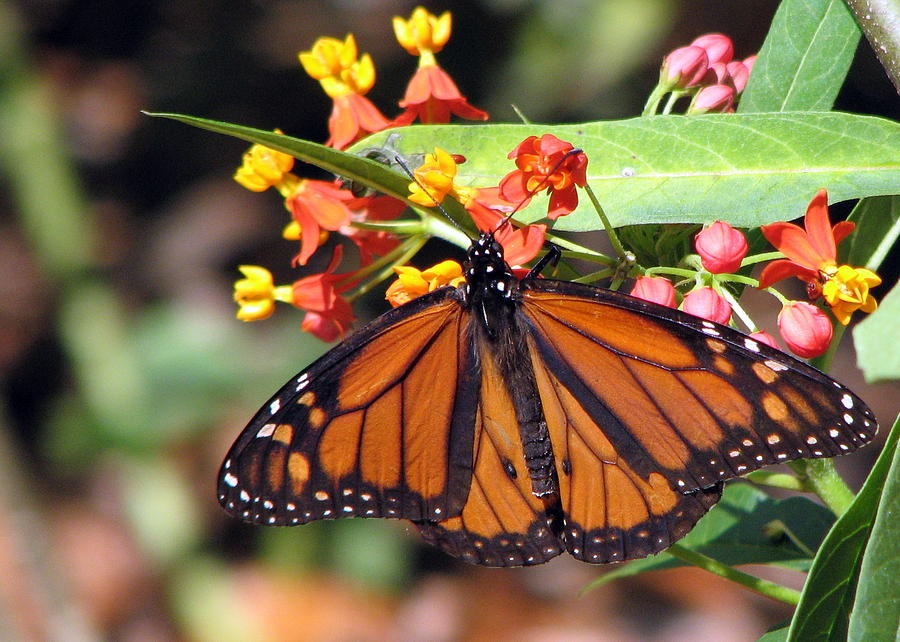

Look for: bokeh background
[1,0,897,640]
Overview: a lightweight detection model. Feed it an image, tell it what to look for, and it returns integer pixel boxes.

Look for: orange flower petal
[802,188,838,265]
[758,258,818,289]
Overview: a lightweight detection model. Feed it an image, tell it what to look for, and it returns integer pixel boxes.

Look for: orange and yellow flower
[233,138,295,193]
[392,7,488,125]
[286,179,356,266]
[407,147,469,206]
[299,35,391,149]
[499,134,588,220]
[292,246,356,341]
[759,189,880,325]
[821,264,881,325]
[385,260,465,307]
[233,266,294,322]
[465,188,546,267]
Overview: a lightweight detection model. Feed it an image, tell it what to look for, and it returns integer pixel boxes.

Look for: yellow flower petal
[394,7,452,55]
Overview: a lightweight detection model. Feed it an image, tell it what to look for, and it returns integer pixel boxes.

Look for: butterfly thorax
[463,234,520,341]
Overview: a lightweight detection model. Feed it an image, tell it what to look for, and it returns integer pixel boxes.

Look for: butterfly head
[464,233,517,304]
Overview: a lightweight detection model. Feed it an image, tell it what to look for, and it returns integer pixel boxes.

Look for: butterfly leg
[526,244,562,280]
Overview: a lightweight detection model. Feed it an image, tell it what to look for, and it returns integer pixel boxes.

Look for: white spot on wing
[224,473,239,487]
[256,424,276,438]
[841,394,853,409]
[269,398,281,414]
[764,359,789,372]
[744,338,760,352]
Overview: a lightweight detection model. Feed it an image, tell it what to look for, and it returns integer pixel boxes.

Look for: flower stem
[716,284,756,332]
[582,183,629,262]
[666,544,801,605]
[745,470,807,491]
[346,235,429,302]
[843,0,900,93]
[788,458,856,517]
[642,84,667,116]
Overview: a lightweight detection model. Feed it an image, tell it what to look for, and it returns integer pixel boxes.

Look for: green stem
[715,284,756,333]
[843,0,900,93]
[661,91,681,115]
[544,235,617,266]
[788,458,856,516]
[572,268,614,283]
[349,219,426,234]
[745,470,808,491]
[420,212,472,250]
[644,266,697,279]
[666,544,801,605]
[642,84,668,116]
[582,183,629,261]
[346,236,429,302]
[740,251,784,267]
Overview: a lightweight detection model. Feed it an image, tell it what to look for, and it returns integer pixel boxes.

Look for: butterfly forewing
[218,288,479,526]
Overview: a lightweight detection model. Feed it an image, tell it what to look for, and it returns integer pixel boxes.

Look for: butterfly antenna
[395,155,473,241]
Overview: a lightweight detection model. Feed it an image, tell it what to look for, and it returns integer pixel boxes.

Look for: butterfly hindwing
[530,339,723,563]
[414,335,563,566]
[218,287,479,526]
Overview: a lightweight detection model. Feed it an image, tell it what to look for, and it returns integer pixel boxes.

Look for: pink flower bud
[690,84,735,113]
[703,62,730,85]
[662,46,709,88]
[748,330,779,350]
[630,276,677,308]
[695,221,748,273]
[690,34,734,65]
[682,287,732,324]
[742,55,757,73]
[726,61,750,93]
[777,301,833,358]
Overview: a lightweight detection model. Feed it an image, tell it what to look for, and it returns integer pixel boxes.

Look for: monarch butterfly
[218,231,877,567]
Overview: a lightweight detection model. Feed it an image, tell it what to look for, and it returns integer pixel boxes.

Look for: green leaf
[740,0,860,112]
[372,114,900,230]
[843,195,900,272]
[152,112,900,233]
[787,415,900,641]
[849,416,900,641]
[758,627,790,642]
[148,113,413,200]
[854,283,900,382]
[585,484,834,590]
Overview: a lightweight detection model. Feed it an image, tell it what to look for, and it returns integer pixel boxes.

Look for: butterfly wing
[217,287,480,526]
[520,279,876,562]
[414,334,564,566]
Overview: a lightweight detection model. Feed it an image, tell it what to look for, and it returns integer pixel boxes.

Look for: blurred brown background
[0,0,897,640]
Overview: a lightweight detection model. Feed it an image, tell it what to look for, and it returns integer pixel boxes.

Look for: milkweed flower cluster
[646,33,756,115]
[232,7,489,340]
[229,13,879,360]
[629,189,880,358]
